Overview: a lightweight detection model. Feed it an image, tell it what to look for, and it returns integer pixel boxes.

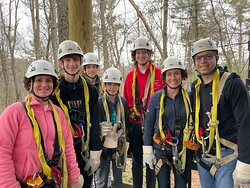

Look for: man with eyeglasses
[190,38,250,188]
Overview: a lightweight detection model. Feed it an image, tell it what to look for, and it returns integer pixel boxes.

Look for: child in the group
[94,67,128,188]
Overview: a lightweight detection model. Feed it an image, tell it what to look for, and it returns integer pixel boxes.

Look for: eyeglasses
[194,53,214,62]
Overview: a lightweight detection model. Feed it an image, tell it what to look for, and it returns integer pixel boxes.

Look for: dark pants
[74,141,93,188]
[155,149,193,188]
[127,122,156,188]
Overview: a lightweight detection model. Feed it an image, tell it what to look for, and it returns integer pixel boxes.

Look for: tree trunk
[56,0,68,43]
[100,0,109,69]
[48,0,59,69]
[0,0,20,102]
[29,0,42,59]
[162,0,168,59]
[68,0,93,53]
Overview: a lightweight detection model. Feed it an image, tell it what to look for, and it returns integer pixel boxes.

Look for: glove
[233,160,250,188]
[69,174,84,188]
[100,122,113,137]
[103,123,123,149]
[84,150,102,175]
[143,145,156,170]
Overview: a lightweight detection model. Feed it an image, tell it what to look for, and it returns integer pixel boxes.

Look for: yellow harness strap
[158,88,192,171]
[102,93,125,126]
[102,93,127,170]
[195,69,222,160]
[132,64,155,115]
[25,95,68,187]
[54,75,91,154]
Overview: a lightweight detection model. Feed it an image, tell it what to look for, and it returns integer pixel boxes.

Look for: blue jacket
[144,86,188,151]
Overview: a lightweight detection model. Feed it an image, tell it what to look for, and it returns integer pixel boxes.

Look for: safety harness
[129,64,155,128]
[21,95,68,187]
[194,69,238,176]
[154,88,193,176]
[102,93,128,171]
[54,75,91,161]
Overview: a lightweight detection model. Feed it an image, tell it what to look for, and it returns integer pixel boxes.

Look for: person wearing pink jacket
[0,60,83,188]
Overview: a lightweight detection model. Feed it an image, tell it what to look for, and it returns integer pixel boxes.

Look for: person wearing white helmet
[81,53,104,96]
[143,56,193,188]
[191,38,250,188]
[93,67,128,188]
[51,40,102,188]
[124,36,163,188]
[0,60,83,187]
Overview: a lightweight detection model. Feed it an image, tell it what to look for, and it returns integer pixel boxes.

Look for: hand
[233,160,250,188]
[69,174,84,188]
[143,145,156,170]
[103,123,123,149]
[84,150,102,175]
[100,122,113,137]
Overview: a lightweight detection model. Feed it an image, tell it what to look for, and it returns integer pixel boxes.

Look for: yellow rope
[132,64,155,115]
[158,88,192,171]
[195,69,221,159]
[25,95,67,185]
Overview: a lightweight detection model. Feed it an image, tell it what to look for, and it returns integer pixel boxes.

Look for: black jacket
[51,76,102,151]
[191,68,250,163]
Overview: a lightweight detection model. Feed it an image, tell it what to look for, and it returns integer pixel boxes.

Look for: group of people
[0,36,249,188]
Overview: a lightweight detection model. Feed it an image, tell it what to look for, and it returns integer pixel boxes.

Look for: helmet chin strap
[64,68,80,77]
[86,74,97,79]
[106,87,120,97]
[139,61,149,66]
[31,83,53,102]
[32,92,52,101]
[167,83,181,90]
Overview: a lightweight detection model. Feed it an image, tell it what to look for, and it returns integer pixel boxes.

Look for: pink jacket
[0,97,80,187]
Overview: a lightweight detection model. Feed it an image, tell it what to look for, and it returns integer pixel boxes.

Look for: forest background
[0,0,249,112]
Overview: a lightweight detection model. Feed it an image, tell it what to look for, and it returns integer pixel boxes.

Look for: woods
[0,0,249,112]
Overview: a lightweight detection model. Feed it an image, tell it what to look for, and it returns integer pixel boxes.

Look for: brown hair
[161,69,188,82]
[131,50,153,65]
[23,76,58,91]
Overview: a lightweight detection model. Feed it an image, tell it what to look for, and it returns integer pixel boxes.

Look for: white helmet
[132,36,153,52]
[25,60,57,79]
[191,38,218,57]
[58,40,84,59]
[82,52,100,66]
[161,56,185,75]
[103,67,122,84]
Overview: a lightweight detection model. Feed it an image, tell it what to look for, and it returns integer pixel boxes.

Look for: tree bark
[29,0,42,59]
[68,0,93,53]
[162,0,168,59]
[100,0,109,69]
[56,0,68,43]
[0,0,20,102]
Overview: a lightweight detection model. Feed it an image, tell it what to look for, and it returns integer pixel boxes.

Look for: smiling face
[30,75,54,98]
[105,82,120,96]
[164,69,182,89]
[60,54,82,75]
[135,49,151,65]
[193,50,218,76]
[85,64,99,78]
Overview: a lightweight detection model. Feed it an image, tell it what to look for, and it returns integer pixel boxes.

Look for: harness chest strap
[132,64,155,116]
[157,88,193,172]
[54,75,91,157]
[195,71,238,175]
[102,94,128,170]
[23,95,68,187]
[195,69,220,158]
